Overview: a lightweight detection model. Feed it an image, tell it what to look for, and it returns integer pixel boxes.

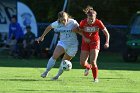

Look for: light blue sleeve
[73,19,79,27]
[51,21,62,32]
[51,21,58,28]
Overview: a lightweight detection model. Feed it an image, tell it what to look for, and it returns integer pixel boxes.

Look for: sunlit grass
[0,52,140,93]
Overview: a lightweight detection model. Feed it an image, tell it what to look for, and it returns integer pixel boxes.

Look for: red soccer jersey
[80,18,105,42]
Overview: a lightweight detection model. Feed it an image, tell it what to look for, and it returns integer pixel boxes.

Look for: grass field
[0,52,140,93]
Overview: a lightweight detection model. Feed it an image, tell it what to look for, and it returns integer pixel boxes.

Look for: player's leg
[80,41,92,76]
[52,53,72,80]
[90,49,99,82]
[52,44,77,80]
[41,45,65,78]
[80,50,91,76]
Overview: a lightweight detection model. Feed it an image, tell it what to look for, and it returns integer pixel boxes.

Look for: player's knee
[51,55,58,60]
[91,62,97,67]
[52,52,61,58]
[80,62,87,67]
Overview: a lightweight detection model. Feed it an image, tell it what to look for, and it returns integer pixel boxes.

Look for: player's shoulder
[51,20,59,25]
[51,20,59,28]
[16,22,21,26]
[81,18,87,22]
[80,18,87,24]
[68,18,79,26]
[95,19,102,23]
[68,18,77,23]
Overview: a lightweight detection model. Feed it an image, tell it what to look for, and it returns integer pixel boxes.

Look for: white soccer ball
[61,60,72,71]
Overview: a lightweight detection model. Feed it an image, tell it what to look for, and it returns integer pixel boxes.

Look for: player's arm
[72,19,84,34]
[37,25,53,42]
[73,27,91,43]
[102,27,110,48]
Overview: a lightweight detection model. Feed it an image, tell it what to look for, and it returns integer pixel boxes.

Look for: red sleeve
[79,19,86,29]
[97,19,105,30]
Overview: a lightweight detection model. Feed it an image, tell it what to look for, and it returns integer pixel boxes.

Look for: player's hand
[36,36,44,43]
[72,27,79,33]
[104,42,109,49]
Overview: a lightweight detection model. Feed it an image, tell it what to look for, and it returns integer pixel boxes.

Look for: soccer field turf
[0,52,140,93]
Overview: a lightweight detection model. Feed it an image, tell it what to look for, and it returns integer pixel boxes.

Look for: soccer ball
[61,60,72,71]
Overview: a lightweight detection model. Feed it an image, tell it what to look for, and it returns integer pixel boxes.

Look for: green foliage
[19,0,64,22]
[19,0,140,24]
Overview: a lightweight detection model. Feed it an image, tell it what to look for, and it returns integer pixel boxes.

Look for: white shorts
[57,41,78,57]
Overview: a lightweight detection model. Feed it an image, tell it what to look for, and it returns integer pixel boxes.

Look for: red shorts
[81,40,100,51]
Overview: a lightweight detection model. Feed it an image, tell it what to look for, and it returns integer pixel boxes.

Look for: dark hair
[87,10,97,16]
[26,25,31,29]
[58,11,65,19]
[83,5,97,16]
[11,15,17,20]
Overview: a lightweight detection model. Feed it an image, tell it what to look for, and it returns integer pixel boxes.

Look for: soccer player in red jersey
[79,6,110,82]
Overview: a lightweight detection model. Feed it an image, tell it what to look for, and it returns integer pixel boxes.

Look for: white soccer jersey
[51,19,79,44]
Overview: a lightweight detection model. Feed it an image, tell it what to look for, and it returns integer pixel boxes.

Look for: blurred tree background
[19,0,140,25]
[18,0,140,52]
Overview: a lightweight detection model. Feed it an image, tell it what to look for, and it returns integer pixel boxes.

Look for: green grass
[0,52,140,93]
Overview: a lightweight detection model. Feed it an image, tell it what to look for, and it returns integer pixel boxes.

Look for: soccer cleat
[41,72,48,78]
[84,69,89,76]
[51,76,59,80]
[94,78,99,83]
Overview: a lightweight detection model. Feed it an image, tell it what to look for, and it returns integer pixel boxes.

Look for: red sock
[91,66,98,79]
[83,63,91,70]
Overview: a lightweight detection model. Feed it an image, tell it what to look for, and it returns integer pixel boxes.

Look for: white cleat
[41,72,48,78]
[94,78,99,83]
[84,69,89,76]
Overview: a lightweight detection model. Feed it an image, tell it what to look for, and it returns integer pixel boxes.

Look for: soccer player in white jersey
[37,11,79,80]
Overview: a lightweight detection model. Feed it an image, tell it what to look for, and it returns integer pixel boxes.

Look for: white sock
[56,66,64,78]
[55,61,64,77]
[45,57,56,73]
